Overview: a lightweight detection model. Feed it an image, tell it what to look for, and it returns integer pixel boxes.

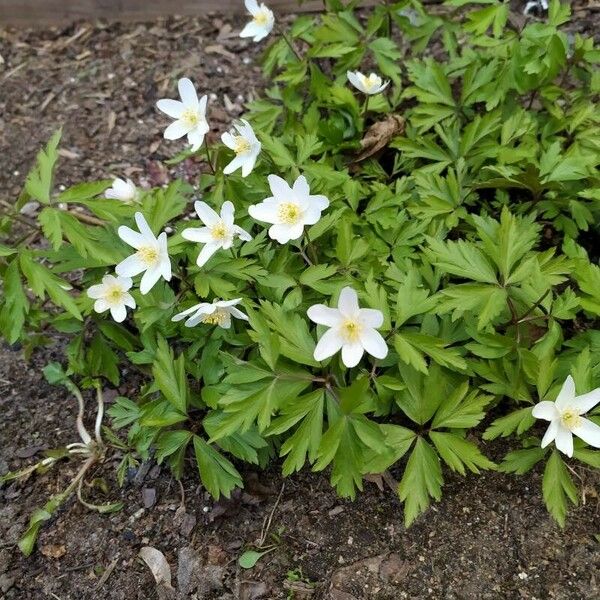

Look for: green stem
[362,95,370,120]
[204,142,216,175]
[276,24,302,61]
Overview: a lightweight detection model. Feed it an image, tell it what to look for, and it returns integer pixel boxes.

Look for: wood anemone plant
[0,366,122,556]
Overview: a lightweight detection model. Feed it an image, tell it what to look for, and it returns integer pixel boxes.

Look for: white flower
[181,200,252,267]
[307,287,388,368]
[532,375,600,458]
[105,177,138,203]
[221,119,261,177]
[172,298,248,329]
[115,212,172,294]
[156,78,209,152]
[346,70,389,95]
[248,174,329,244]
[87,274,135,323]
[240,0,275,42]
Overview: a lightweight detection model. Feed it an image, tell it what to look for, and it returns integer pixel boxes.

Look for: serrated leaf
[542,450,578,527]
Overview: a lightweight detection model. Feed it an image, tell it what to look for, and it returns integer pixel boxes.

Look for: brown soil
[1,7,600,600]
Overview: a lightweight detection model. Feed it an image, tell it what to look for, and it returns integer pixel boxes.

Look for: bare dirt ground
[1,6,599,600]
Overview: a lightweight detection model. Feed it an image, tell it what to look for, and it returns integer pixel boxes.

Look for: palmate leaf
[398,436,443,527]
[431,381,491,429]
[429,431,495,475]
[425,237,497,283]
[151,336,188,414]
[22,128,61,205]
[18,252,82,320]
[193,436,243,499]
[436,284,507,330]
[0,259,29,344]
[542,450,578,527]
[394,330,467,374]
[499,447,546,475]
[483,407,536,440]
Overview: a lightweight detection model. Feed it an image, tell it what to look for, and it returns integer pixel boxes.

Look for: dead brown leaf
[40,543,66,559]
[353,114,405,163]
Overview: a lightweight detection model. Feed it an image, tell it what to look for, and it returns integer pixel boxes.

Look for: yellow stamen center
[278,202,302,224]
[137,245,159,266]
[182,108,200,127]
[211,222,228,241]
[360,74,379,91]
[561,409,582,430]
[233,136,251,155]
[254,11,269,25]
[106,285,125,304]
[203,309,227,326]
[341,319,362,343]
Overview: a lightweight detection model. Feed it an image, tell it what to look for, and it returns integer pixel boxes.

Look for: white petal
[217,299,242,307]
[234,225,253,241]
[541,419,559,448]
[229,307,249,321]
[118,225,145,249]
[314,328,344,362]
[267,174,292,199]
[123,293,136,309]
[220,201,235,226]
[359,328,388,359]
[572,389,600,414]
[116,254,145,277]
[172,302,206,321]
[241,152,258,177]
[87,283,106,299]
[572,417,600,448]
[196,243,220,267]
[140,266,162,295]
[110,304,127,323]
[292,175,310,199]
[182,227,213,243]
[303,204,325,225]
[249,201,278,224]
[187,128,206,152]
[135,212,155,239]
[358,308,384,328]
[195,201,220,227]
[156,98,184,119]
[245,0,259,13]
[240,21,262,38]
[347,71,364,93]
[532,401,559,422]
[221,131,236,149]
[554,425,574,457]
[94,298,109,313]
[267,223,291,243]
[307,304,343,327]
[555,375,576,410]
[178,77,199,109]
[164,119,191,140]
[160,256,172,282]
[341,342,364,368]
[337,287,360,318]
[223,154,246,175]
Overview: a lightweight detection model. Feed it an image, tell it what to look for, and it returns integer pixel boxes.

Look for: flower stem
[276,24,302,61]
[362,95,370,120]
[303,229,318,265]
[204,142,216,175]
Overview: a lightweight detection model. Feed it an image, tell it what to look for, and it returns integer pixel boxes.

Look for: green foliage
[1,0,598,528]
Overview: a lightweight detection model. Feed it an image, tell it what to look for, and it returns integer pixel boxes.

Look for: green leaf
[193,435,243,499]
[238,548,274,569]
[152,336,188,413]
[542,450,578,527]
[499,447,546,474]
[398,437,443,527]
[483,407,536,440]
[431,382,491,429]
[426,237,497,283]
[430,431,495,475]
[0,259,29,343]
[23,129,61,204]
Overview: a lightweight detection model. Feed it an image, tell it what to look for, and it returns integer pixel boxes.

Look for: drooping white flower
[156,78,209,152]
[221,119,261,177]
[248,174,329,244]
[240,0,275,42]
[172,298,248,329]
[105,177,138,203]
[532,375,600,458]
[115,212,172,295]
[182,200,252,267]
[346,70,390,95]
[307,287,388,368]
[87,274,136,323]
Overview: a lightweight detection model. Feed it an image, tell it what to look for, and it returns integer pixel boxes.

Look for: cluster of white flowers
[83,2,600,463]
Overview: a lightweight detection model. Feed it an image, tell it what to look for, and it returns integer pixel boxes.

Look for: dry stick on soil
[258,482,286,547]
